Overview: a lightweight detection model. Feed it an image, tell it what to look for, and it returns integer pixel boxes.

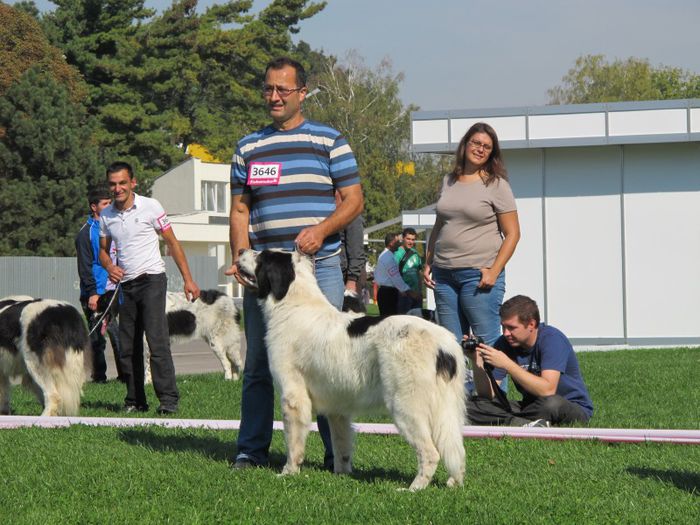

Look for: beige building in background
[152,157,239,297]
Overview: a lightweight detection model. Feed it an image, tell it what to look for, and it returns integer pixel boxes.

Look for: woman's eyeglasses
[468,139,493,152]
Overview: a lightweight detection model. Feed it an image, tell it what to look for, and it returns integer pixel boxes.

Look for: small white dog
[237,249,466,491]
[0,296,88,416]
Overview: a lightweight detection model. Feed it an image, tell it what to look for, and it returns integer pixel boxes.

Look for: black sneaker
[232,457,260,470]
[156,406,178,415]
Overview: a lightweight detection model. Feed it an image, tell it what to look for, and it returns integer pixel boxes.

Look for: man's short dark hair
[402,227,417,237]
[265,57,307,88]
[106,161,134,179]
[500,295,541,327]
[88,185,111,206]
[384,232,399,247]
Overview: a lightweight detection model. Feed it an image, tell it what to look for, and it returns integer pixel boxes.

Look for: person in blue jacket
[75,186,123,383]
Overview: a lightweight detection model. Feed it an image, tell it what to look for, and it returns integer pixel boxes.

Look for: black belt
[122,273,154,286]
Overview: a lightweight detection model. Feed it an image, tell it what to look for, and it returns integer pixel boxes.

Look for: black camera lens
[461,335,484,352]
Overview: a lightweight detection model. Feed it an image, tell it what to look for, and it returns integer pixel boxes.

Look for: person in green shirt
[395,227,423,313]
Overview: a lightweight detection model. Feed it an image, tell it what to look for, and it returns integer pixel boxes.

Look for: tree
[395,153,451,213]
[0,68,103,256]
[41,0,327,186]
[0,2,85,100]
[548,54,700,104]
[303,53,416,227]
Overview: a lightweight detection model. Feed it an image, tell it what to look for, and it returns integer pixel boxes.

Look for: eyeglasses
[468,139,493,152]
[262,85,304,98]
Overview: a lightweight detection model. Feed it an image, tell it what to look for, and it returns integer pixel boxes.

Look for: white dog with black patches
[146,289,243,383]
[97,289,243,383]
[237,249,466,491]
[0,296,88,416]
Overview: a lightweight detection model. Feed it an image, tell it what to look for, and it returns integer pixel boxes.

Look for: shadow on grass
[117,428,409,484]
[628,467,700,495]
[346,465,410,486]
[299,456,408,485]
[118,428,234,462]
[117,428,286,467]
[81,400,124,412]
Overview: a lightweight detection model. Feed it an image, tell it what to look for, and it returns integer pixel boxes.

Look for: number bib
[247,162,282,186]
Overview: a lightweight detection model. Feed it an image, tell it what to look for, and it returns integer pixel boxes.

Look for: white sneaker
[523,418,551,428]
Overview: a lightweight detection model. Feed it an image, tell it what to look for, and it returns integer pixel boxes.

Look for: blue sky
[16,0,700,111]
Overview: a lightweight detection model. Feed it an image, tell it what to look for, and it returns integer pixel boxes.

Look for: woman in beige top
[423,122,520,352]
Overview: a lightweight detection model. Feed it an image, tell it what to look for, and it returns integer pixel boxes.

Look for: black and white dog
[98,289,243,383]
[0,296,89,416]
[236,249,466,491]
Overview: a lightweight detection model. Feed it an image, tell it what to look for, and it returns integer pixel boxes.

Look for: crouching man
[465,295,593,427]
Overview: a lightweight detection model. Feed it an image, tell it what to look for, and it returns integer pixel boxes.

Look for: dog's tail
[51,346,87,416]
[432,341,466,486]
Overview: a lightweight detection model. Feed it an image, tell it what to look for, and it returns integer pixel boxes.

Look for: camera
[461,335,484,353]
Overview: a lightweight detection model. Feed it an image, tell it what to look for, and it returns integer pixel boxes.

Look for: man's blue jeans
[236,254,344,466]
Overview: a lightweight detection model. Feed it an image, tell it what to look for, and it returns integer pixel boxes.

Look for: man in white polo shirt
[99,161,200,414]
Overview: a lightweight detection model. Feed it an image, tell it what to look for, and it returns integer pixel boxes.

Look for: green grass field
[1,347,698,524]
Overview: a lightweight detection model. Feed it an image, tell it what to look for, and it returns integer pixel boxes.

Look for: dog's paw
[446,476,463,488]
[280,464,300,476]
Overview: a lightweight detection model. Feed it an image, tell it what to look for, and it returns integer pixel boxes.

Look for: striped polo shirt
[231,120,361,257]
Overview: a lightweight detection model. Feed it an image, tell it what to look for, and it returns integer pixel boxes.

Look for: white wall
[502,149,546,313]
[623,143,700,339]
[152,160,195,214]
[543,147,625,340]
[502,143,699,343]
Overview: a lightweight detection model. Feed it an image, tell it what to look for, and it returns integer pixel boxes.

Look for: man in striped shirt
[226,57,364,471]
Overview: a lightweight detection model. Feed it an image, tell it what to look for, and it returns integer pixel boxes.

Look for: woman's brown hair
[451,122,507,186]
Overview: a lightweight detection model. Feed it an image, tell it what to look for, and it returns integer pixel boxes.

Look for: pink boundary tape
[1,416,699,444]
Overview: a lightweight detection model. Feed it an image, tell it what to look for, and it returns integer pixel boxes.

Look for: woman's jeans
[432,266,507,393]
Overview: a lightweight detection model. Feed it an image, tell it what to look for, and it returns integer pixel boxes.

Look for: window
[201,181,228,212]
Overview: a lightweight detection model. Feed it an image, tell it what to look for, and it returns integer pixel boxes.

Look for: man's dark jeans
[119,273,178,409]
[466,394,590,426]
[81,296,122,382]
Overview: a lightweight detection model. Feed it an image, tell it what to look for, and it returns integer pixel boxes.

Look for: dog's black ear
[256,251,295,301]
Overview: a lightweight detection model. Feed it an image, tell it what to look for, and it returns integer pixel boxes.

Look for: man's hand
[345,280,358,293]
[295,225,325,254]
[87,294,100,312]
[184,279,200,302]
[476,343,511,370]
[225,261,257,290]
[106,264,124,284]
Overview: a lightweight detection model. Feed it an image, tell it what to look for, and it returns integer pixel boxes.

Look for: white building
[152,157,239,297]
[409,99,700,346]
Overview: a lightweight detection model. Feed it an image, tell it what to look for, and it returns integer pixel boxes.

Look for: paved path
[103,335,247,380]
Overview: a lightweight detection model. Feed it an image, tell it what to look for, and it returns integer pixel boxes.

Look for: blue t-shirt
[493,324,594,418]
[230,120,360,258]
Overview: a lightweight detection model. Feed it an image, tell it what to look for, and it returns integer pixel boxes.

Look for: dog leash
[87,282,121,336]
